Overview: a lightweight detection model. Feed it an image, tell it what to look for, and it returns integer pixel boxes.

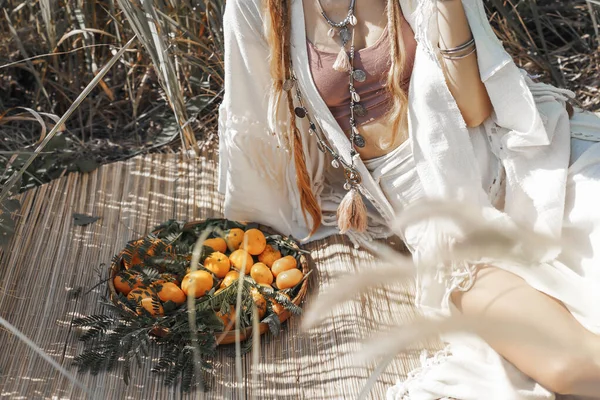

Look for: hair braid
[265,0,322,235]
[385,0,409,142]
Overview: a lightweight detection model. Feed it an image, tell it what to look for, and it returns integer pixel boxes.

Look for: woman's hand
[437,0,493,128]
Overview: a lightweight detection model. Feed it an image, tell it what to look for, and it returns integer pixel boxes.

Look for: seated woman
[218,0,600,397]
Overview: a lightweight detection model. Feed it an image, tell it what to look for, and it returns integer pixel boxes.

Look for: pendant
[350,15,358,26]
[353,69,367,83]
[331,159,340,169]
[294,107,307,118]
[282,79,295,91]
[317,140,326,153]
[351,91,361,102]
[353,134,366,148]
[327,28,336,38]
[354,103,367,117]
[340,27,351,44]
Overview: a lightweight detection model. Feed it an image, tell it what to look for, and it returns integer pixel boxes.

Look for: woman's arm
[437,0,493,128]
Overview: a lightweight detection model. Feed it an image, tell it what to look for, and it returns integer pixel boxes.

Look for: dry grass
[0,0,224,191]
[486,0,600,110]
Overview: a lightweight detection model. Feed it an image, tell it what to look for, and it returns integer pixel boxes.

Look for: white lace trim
[388,346,454,400]
[438,262,479,294]
[413,0,440,62]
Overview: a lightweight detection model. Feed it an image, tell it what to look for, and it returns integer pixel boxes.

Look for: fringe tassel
[332,48,351,72]
[337,187,368,234]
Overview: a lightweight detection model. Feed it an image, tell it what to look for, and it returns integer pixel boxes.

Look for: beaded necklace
[283,0,371,234]
[314,0,368,150]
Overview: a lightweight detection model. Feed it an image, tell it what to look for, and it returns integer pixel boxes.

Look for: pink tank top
[307,16,417,132]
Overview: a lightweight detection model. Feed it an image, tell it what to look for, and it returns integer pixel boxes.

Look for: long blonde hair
[264,0,408,234]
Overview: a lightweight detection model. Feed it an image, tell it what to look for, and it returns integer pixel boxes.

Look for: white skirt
[377,110,600,399]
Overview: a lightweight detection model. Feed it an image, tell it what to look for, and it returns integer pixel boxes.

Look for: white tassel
[337,187,368,234]
[332,48,351,72]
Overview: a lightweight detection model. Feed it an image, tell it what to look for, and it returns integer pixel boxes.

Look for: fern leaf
[274,292,302,316]
[262,313,282,337]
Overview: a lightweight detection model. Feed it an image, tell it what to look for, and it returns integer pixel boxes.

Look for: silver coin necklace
[315,0,368,150]
[287,0,371,234]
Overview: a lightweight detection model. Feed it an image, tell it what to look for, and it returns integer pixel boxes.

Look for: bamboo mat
[0,150,437,400]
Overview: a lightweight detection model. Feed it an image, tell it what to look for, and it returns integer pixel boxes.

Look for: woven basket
[108,220,309,345]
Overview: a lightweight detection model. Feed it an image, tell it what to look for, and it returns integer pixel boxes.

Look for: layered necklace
[285,0,371,234]
[315,0,368,150]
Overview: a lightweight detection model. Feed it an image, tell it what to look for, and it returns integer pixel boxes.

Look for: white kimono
[218,0,600,398]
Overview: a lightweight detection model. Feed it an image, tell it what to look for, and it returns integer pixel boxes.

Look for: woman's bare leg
[451,266,600,396]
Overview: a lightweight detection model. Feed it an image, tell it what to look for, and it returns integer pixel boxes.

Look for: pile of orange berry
[112,227,304,322]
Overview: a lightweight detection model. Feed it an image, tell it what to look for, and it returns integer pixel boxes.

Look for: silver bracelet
[440,46,477,60]
[439,38,475,55]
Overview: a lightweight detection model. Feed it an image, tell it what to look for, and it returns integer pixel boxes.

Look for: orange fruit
[271,255,298,278]
[220,270,241,288]
[250,288,267,319]
[258,244,282,268]
[250,262,274,285]
[181,270,214,298]
[204,251,231,278]
[139,297,164,316]
[271,293,291,315]
[113,271,143,295]
[127,287,156,303]
[241,229,267,255]
[203,237,227,253]
[225,228,245,251]
[156,282,186,306]
[276,269,303,290]
[229,249,254,273]
[216,305,236,330]
[131,255,143,268]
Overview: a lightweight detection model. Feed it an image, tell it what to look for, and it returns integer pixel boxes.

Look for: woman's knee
[536,353,596,395]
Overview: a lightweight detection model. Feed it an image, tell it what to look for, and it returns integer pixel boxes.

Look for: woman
[218,0,600,397]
